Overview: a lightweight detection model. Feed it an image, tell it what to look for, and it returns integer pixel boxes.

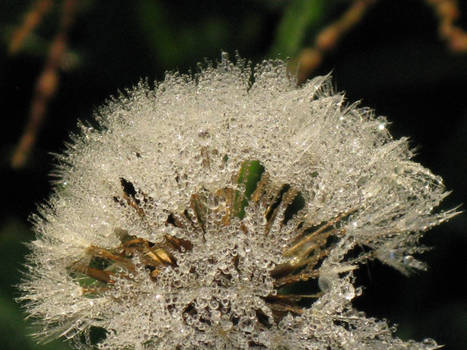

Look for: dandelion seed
[18,55,457,349]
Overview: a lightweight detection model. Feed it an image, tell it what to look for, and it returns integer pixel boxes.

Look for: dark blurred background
[0,1,466,349]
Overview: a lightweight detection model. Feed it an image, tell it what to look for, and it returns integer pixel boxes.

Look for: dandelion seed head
[18,55,455,349]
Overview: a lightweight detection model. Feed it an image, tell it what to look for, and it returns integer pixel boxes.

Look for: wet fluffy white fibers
[18,55,456,350]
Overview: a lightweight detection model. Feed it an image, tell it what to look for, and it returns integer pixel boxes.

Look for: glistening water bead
[18,55,457,350]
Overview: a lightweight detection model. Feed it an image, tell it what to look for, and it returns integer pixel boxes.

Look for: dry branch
[11,0,78,169]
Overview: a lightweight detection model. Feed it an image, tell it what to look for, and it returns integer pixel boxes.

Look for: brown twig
[8,0,53,55]
[11,0,78,169]
[294,0,377,84]
[425,0,467,52]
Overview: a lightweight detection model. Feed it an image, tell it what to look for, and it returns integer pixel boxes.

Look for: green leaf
[269,0,327,58]
[137,0,182,67]
[234,160,265,218]
[0,294,72,350]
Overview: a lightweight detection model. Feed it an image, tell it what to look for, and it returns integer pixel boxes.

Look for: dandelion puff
[17,54,458,350]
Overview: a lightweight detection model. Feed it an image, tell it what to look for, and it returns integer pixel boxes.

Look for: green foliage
[269,0,327,58]
[137,0,182,68]
[234,160,265,218]
[0,219,72,350]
